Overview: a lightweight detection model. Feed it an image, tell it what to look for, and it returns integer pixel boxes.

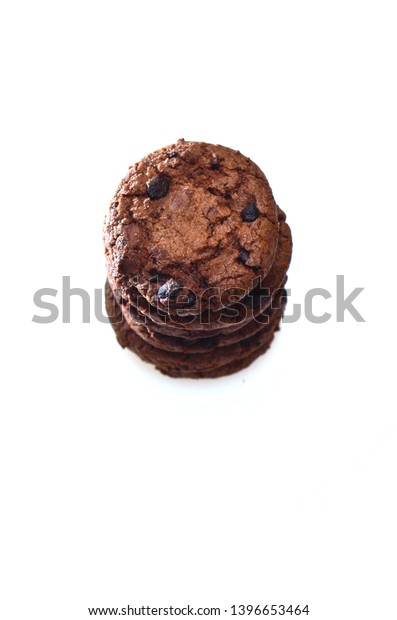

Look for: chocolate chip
[241,203,259,222]
[168,151,178,159]
[146,175,170,200]
[238,248,250,265]
[157,278,182,302]
[178,291,196,307]
[210,154,220,170]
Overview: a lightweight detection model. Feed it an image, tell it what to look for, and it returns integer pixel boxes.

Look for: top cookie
[104,139,279,313]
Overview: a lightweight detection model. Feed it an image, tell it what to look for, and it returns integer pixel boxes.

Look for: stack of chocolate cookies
[104,139,292,378]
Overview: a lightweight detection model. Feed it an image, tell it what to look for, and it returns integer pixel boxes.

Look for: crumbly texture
[105,281,283,378]
[110,219,292,337]
[104,139,280,314]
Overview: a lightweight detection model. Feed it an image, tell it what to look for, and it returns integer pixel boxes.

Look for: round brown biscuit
[104,139,280,315]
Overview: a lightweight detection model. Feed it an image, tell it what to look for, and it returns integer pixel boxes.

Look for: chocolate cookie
[104,139,280,314]
[110,219,292,337]
[105,281,284,377]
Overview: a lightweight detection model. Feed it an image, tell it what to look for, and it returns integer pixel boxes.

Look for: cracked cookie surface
[104,139,279,314]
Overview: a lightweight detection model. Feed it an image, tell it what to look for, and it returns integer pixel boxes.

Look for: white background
[1,1,396,619]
